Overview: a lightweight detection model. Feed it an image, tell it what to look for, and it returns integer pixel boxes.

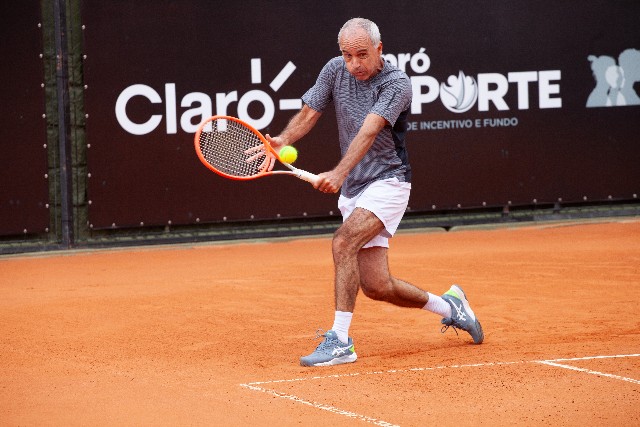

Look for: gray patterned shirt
[302,57,413,198]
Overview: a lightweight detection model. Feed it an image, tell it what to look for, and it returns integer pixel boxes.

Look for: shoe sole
[300,353,357,367]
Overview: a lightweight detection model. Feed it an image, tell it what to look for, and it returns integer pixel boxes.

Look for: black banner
[0,2,49,236]
[82,0,640,229]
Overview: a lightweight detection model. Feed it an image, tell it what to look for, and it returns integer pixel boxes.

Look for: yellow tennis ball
[279,146,298,164]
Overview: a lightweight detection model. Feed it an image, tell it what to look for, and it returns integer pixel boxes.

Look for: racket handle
[292,167,320,186]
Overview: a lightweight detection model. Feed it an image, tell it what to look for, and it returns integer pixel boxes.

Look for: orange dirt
[1,219,639,426]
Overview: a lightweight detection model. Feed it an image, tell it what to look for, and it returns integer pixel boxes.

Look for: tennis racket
[194,115,319,186]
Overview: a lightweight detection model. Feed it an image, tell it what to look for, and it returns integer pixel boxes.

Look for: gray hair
[337,18,381,47]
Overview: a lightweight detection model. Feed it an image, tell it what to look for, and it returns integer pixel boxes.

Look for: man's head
[337,18,383,81]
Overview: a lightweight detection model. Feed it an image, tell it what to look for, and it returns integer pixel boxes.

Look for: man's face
[339,28,383,81]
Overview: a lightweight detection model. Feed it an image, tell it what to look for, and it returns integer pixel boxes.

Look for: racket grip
[293,168,320,186]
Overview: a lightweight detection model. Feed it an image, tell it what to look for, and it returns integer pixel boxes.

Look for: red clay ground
[1,219,639,426]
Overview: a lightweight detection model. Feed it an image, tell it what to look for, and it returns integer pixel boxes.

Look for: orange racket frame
[194,115,319,186]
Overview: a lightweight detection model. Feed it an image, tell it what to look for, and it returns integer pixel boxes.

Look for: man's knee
[333,208,384,256]
[332,225,360,256]
[361,279,391,302]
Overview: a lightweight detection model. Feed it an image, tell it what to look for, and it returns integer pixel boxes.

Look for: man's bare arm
[317,113,386,193]
[266,105,322,150]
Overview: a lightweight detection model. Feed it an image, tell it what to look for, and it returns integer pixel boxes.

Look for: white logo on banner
[381,48,563,131]
[115,49,565,135]
[382,48,562,115]
[586,48,640,107]
[115,59,301,135]
[439,71,478,113]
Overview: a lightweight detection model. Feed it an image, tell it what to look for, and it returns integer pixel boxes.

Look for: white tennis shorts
[338,177,411,249]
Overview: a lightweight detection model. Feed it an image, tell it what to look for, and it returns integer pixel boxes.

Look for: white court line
[241,382,399,427]
[543,353,640,362]
[537,353,640,384]
[239,354,640,426]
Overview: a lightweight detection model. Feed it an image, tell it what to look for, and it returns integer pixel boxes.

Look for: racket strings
[198,119,267,177]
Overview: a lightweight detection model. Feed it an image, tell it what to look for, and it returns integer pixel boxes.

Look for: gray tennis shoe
[441,285,484,344]
[300,330,357,367]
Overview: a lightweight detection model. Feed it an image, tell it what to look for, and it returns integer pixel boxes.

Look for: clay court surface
[1,218,639,426]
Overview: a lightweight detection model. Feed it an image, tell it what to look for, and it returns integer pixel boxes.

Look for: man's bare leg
[358,247,429,308]
[331,208,384,312]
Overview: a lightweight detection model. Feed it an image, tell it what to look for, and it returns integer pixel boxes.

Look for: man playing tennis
[266,17,483,367]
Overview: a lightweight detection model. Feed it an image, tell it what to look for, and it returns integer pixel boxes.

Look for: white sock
[423,292,452,318]
[331,311,353,344]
